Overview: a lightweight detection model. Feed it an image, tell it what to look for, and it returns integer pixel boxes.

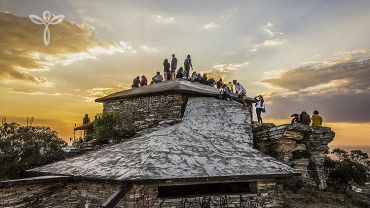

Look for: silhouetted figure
[216,78,223,89]
[254,95,265,124]
[200,73,208,85]
[163,59,171,81]
[83,114,90,125]
[300,111,311,125]
[184,54,193,79]
[140,75,148,86]
[219,84,231,101]
[311,110,323,126]
[208,78,216,86]
[171,54,177,80]
[131,76,140,88]
[176,67,183,79]
[291,114,300,124]
[152,72,163,83]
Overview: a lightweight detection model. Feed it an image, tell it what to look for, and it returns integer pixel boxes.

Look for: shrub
[325,149,369,191]
[0,122,67,179]
[93,111,135,144]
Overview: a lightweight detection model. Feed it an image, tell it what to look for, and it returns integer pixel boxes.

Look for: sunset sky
[0,0,369,146]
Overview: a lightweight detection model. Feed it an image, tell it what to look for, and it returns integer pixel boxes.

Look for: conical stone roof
[31,97,298,182]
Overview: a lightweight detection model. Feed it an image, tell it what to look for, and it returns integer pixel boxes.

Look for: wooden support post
[100,182,133,208]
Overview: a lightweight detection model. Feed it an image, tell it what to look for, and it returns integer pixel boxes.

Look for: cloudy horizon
[0,0,369,146]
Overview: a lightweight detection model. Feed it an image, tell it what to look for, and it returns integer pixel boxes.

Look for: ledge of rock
[253,123,335,190]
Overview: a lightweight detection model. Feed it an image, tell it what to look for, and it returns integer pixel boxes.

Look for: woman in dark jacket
[176,67,183,79]
[163,59,170,81]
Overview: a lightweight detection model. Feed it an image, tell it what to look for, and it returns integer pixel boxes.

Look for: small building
[1,80,299,207]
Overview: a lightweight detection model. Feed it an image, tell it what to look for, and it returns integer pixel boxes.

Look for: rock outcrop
[253,123,335,189]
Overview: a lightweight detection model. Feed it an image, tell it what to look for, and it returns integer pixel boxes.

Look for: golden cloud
[0,12,133,83]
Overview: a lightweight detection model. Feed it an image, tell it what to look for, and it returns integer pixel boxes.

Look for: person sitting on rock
[311,110,323,126]
[200,73,208,85]
[208,78,216,87]
[191,72,199,82]
[233,80,247,108]
[300,111,311,125]
[152,72,163,83]
[140,75,147,86]
[176,67,183,79]
[219,84,231,101]
[216,78,224,89]
[227,81,234,93]
[131,76,140,88]
[290,113,300,124]
[83,114,90,125]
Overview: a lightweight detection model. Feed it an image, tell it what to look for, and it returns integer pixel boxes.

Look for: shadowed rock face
[31,97,298,181]
[253,123,335,189]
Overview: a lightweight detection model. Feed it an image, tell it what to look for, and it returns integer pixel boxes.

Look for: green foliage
[325,149,369,192]
[93,112,122,144]
[0,122,67,180]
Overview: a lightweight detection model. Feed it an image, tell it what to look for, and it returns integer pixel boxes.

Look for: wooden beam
[100,183,132,208]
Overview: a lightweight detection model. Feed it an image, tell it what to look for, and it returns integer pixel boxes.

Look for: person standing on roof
[171,54,177,80]
[311,110,323,126]
[163,59,171,81]
[184,54,193,79]
[131,76,140,88]
[254,95,265,124]
[140,75,148,86]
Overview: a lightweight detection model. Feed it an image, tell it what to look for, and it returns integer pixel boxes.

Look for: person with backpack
[184,54,193,79]
[170,54,177,80]
[131,76,140,88]
[311,110,323,126]
[254,95,265,124]
[163,59,171,81]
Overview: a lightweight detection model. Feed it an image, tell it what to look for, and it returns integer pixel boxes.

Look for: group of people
[131,54,194,88]
[291,110,323,126]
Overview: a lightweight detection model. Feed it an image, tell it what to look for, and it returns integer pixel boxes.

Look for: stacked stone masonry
[103,94,188,134]
[253,123,335,190]
[0,180,281,207]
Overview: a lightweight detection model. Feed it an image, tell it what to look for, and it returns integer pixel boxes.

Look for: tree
[325,149,369,192]
[0,122,67,179]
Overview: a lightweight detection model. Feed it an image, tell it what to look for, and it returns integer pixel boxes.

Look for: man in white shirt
[233,80,246,108]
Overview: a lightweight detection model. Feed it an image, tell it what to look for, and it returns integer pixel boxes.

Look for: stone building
[0,80,336,208]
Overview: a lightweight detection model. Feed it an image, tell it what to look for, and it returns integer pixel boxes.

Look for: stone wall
[1,179,280,207]
[120,181,280,208]
[253,123,335,189]
[102,94,188,134]
[0,179,126,208]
